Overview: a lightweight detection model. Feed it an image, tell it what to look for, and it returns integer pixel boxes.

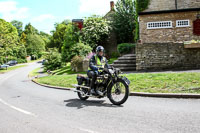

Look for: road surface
[0,62,200,133]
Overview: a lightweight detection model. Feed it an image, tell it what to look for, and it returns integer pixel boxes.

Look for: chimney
[110,1,114,11]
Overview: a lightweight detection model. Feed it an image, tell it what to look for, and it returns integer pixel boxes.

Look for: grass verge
[51,63,86,75]
[34,72,200,94]
[0,65,27,74]
[29,67,41,77]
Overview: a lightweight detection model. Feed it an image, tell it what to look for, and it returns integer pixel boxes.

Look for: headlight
[109,69,114,74]
[116,68,121,75]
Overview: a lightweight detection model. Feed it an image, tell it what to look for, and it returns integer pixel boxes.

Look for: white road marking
[78,127,99,133]
[0,98,37,117]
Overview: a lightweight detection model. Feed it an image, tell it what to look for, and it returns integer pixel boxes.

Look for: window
[147,21,173,29]
[176,20,190,27]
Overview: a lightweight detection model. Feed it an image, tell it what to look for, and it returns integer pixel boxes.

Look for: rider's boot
[96,90,104,96]
[90,88,96,95]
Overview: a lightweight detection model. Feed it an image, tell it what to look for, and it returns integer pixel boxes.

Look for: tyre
[108,79,129,105]
[77,87,89,100]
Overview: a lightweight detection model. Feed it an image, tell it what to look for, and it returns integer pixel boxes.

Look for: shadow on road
[64,98,123,109]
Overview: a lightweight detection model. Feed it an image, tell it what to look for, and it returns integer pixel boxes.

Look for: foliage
[0,19,19,47]
[20,32,27,45]
[61,23,80,61]
[134,0,150,41]
[108,57,118,64]
[39,31,51,49]
[24,23,39,35]
[117,43,135,54]
[0,19,27,64]
[11,20,23,36]
[48,23,69,51]
[64,42,92,62]
[26,34,45,59]
[110,52,120,58]
[81,15,111,48]
[113,0,136,43]
[136,0,150,12]
[43,48,62,71]
[71,56,84,72]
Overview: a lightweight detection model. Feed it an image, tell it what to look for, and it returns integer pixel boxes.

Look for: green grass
[0,65,27,73]
[35,72,200,94]
[108,58,118,64]
[29,67,41,77]
[125,73,200,93]
[35,74,78,88]
[51,63,86,75]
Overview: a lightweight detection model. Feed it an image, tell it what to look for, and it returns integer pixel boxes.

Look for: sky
[0,0,117,34]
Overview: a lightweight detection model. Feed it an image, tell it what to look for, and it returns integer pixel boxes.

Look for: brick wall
[136,43,200,71]
[144,0,200,12]
[139,11,200,43]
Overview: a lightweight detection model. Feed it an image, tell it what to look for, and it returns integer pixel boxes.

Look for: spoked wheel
[108,79,129,105]
[77,87,89,100]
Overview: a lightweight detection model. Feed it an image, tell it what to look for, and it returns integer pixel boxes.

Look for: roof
[139,8,200,15]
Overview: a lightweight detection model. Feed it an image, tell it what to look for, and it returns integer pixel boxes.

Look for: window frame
[176,20,190,28]
[147,21,173,29]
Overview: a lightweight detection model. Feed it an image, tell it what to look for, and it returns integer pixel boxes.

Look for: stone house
[137,0,200,71]
[103,1,117,57]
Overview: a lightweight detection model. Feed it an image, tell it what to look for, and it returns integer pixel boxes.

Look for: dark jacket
[89,55,107,71]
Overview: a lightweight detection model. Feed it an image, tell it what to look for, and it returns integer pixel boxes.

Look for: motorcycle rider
[88,46,107,95]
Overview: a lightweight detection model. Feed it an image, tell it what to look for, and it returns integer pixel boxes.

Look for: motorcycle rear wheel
[77,87,89,100]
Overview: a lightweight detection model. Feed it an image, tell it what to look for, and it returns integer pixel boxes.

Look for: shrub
[43,48,62,71]
[81,15,111,48]
[16,58,27,63]
[117,43,136,54]
[70,43,92,58]
[110,52,120,58]
[71,56,84,72]
[62,42,92,62]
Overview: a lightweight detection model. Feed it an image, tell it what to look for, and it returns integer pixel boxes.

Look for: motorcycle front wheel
[108,79,129,105]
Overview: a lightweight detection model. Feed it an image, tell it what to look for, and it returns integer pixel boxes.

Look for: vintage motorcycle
[73,64,130,105]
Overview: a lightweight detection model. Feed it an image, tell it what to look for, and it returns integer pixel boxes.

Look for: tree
[11,20,23,36]
[43,48,62,71]
[113,0,136,43]
[0,19,27,64]
[26,34,45,59]
[48,23,68,51]
[0,19,19,48]
[81,15,111,48]
[24,23,39,35]
[39,31,51,49]
[61,23,80,61]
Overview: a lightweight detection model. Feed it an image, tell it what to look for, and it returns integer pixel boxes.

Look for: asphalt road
[0,62,200,133]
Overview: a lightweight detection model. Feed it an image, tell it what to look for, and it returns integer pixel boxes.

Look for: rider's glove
[93,66,98,71]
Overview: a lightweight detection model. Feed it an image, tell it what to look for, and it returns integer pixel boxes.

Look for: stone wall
[139,11,200,43]
[144,0,200,12]
[103,10,118,57]
[136,43,200,71]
